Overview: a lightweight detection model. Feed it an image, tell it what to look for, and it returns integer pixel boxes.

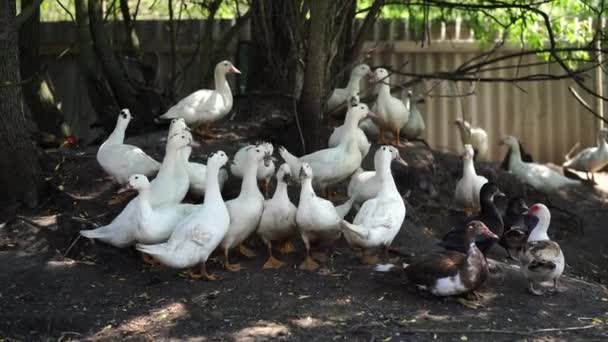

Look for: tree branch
[8,0,43,32]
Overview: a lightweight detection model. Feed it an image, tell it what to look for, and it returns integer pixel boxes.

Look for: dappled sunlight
[290,316,336,329]
[233,321,290,341]
[92,302,188,339]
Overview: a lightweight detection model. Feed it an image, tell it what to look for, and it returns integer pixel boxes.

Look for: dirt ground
[1,124,608,341]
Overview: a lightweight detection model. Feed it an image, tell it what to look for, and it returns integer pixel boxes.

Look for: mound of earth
[1,125,607,341]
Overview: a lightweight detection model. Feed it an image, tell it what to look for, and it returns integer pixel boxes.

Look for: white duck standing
[501,136,580,192]
[347,145,404,204]
[327,64,372,112]
[257,163,298,269]
[221,146,271,271]
[518,203,565,295]
[563,128,608,183]
[455,119,488,161]
[280,104,375,197]
[158,60,240,137]
[340,146,407,264]
[97,108,160,184]
[136,151,230,280]
[401,90,426,140]
[80,132,192,247]
[126,174,196,245]
[296,163,353,271]
[371,68,409,145]
[231,142,276,198]
[328,98,372,160]
[454,144,488,215]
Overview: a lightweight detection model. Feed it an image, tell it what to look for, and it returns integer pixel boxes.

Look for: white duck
[221,146,271,271]
[327,64,372,112]
[328,99,372,160]
[136,151,230,280]
[371,68,409,145]
[257,163,298,269]
[296,163,353,271]
[401,90,426,140]
[340,146,407,264]
[279,103,375,196]
[97,108,160,184]
[126,174,196,245]
[501,136,580,192]
[563,128,608,183]
[455,119,488,161]
[518,203,565,295]
[80,132,192,247]
[454,144,488,215]
[347,146,405,204]
[158,60,240,136]
[231,142,276,198]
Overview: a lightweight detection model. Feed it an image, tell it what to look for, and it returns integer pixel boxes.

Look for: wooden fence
[37,19,603,163]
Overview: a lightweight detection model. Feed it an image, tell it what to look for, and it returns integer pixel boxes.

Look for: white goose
[296,163,353,271]
[158,60,240,136]
[328,99,371,160]
[279,104,375,195]
[97,108,160,184]
[136,151,230,280]
[125,174,196,245]
[221,146,270,271]
[563,128,608,183]
[340,146,407,264]
[231,142,276,198]
[501,136,580,192]
[455,119,488,161]
[371,68,409,145]
[327,64,372,112]
[257,163,298,269]
[80,131,192,247]
[518,203,565,295]
[454,144,488,215]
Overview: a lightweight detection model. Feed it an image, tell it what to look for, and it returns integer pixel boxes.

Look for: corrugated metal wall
[38,20,603,163]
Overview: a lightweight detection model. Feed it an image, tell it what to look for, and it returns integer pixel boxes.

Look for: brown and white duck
[401,221,497,298]
[518,203,565,295]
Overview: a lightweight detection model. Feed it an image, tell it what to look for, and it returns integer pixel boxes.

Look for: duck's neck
[300,178,316,204]
[462,158,477,178]
[338,114,362,148]
[158,146,180,176]
[508,143,524,168]
[240,160,262,198]
[377,158,397,195]
[180,146,192,164]
[528,216,550,241]
[273,180,290,201]
[598,136,608,151]
[104,122,126,146]
[377,81,391,97]
[480,195,503,230]
[214,70,233,104]
[136,188,153,218]
[204,164,223,204]
[346,74,362,95]
[457,125,469,144]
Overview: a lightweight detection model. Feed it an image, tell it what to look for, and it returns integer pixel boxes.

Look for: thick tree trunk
[0,0,44,208]
[19,0,69,146]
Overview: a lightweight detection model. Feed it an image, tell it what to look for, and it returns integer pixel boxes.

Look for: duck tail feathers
[80,225,114,239]
[374,262,409,273]
[339,220,368,239]
[335,198,354,219]
[278,146,301,173]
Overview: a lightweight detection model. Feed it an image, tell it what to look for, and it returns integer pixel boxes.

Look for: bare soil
[1,123,608,341]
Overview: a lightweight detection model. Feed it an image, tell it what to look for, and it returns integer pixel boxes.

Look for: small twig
[63,235,82,258]
[71,216,100,228]
[568,86,608,125]
[55,0,76,22]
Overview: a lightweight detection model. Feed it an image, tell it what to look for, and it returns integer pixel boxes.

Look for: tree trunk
[19,0,69,146]
[75,0,119,131]
[298,0,353,152]
[0,0,44,208]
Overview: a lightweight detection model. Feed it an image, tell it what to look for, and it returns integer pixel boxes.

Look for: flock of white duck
[82,60,608,301]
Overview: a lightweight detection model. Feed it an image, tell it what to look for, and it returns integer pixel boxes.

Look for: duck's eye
[223,62,228,66]
[256,149,260,152]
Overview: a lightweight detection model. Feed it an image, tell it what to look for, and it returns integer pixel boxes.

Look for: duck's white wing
[196,90,228,120]
[563,147,595,170]
[327,88,348,111]
[98,144,160,182]
[354,197,403,229]
[159,89,212,123]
